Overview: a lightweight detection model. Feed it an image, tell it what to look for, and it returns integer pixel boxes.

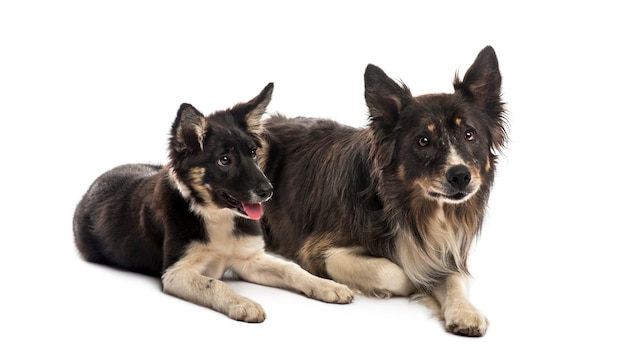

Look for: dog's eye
[217,155,231,166]
[418,136,430,147]
[251,148,257,159]
[464,130,476,141]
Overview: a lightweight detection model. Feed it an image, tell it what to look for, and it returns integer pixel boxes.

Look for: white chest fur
[395,206,468,287]
[166,209,266,280]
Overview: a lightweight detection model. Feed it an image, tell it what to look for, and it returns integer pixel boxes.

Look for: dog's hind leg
[233,252,354,304]
[430,273,488,337]
[324,247,416,298]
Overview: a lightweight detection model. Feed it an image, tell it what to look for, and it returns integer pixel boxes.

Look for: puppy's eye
[251,148,257,159]
[465,130,476,141]
[218,155,231,166]
[418,136,430,147]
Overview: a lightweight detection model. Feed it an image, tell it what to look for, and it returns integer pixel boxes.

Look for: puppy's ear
[364,64,412,127]
[171,103,207,153]
[230,82,274,137]
[454,46,503,117]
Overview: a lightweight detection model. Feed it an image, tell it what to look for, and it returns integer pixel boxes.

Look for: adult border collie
[260,46,507,336]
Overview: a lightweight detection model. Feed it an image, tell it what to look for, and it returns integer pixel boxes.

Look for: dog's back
[73,163,193,276]
[73,164,162,273]
[261,116,390,273]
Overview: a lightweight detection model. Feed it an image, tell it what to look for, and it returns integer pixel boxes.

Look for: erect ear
[171,103,207,153]
[230,82,274,137]
[364,64,413,127]
[454,46,503,116]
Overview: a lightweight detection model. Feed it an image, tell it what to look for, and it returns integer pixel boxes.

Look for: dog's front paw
[226,297,266,323]
[306,279,354,304]
[444,304,488,337]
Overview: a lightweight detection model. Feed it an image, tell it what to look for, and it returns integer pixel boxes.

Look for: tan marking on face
[170,166,223,216]
[455,118,462,126]
[485,158,491,172]
[468,164,482,187]
[427,124,436,132]
[187,167,218,211]
[412,177,434,200]
[413,178,427,191]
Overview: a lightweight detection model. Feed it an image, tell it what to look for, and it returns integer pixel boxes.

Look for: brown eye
[418,136,430,147]
[251,148,257,159]
[465,130,475,141]
[218,155,231,166]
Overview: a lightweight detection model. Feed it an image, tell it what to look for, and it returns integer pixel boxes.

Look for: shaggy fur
[73,83,353,323]
[260,46,507,336]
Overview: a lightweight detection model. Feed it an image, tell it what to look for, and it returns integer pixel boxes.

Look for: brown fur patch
[298,234,339,278]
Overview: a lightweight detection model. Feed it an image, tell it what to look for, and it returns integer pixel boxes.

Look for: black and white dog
[73,83,353,322]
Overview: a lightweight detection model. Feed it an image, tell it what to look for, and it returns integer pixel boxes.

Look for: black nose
[256,184,274,200]
[446,165,471,190]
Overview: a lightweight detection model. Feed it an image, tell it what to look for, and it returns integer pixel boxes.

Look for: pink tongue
[242,203,263,220]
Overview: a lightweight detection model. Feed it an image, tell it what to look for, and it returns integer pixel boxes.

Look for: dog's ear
[454,46,503,117]
[171,103,207,153]
[230,82,274,137]
[454,46,507,150]
[364,64,412,127]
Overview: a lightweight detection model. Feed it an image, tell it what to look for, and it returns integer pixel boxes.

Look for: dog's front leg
[431,273,488,337]
[162,260,266,323]
[325,247,416,298]
[234,253,354,304]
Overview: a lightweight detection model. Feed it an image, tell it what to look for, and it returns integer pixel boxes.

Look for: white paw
[308,279,354,304]
[226,297,266,323]
[444,304,488,337]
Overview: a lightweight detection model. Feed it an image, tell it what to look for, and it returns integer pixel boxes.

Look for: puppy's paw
[226,297,266,323]
[306,278,354,304]
[444,304,488,337]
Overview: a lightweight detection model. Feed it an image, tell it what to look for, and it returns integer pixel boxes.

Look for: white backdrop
[2,1,624,362]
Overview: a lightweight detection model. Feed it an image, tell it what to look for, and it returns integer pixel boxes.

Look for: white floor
[2,1,624,362]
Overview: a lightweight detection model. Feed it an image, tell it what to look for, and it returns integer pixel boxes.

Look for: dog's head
[168,83,274,220]
[365,46,507,205]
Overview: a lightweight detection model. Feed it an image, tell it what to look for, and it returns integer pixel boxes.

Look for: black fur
[73,83,274,277]
[74,83,355,323]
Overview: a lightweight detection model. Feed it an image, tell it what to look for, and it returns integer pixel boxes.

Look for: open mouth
[219,192,264,220]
